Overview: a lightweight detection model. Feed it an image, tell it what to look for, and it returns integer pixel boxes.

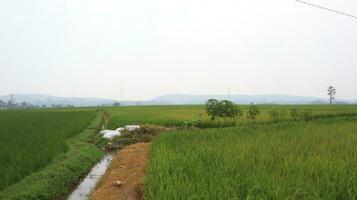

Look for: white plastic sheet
[125,125,140,132]
[100,125,140,139]
[100,129,122,139]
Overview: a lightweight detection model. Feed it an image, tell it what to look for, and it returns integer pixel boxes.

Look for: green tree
[205,99,220,121]
[220,100,243,123]
[327,86,336,105]
[205,99,242,125]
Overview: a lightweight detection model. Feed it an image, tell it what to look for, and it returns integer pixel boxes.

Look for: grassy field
[106,105,205,128]
[1,105,356,199]
[0,109,98,192]
[106,105,357,128]
[145,116,357,199]
[105,105,357,199]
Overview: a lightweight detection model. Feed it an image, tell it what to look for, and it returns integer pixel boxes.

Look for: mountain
[0,94,117,107]
[151,94,339,105]
[1,93,355,107]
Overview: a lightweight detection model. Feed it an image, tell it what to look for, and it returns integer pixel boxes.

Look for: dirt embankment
[90,143,150,200]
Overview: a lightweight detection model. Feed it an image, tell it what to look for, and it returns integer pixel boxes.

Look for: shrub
[181,114,202,129]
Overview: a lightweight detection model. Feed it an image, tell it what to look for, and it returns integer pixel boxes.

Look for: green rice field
[106,105,357,128]
[0,109,96,191]
[106,105,357,199]
[1,105,356,199]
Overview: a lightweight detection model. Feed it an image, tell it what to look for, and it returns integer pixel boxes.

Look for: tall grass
[145,117,357,199]
[0,110,96,191]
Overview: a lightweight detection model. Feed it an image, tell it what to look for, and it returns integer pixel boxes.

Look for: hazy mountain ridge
[0,94,117,107]
[0,93,355,107]
[151,94,356,105]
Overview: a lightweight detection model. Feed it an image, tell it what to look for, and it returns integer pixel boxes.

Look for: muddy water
[67,154,114,200]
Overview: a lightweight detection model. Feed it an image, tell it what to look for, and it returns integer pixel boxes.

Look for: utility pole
[121,88,124,102]
[227,88,231,101]
[10,94,14,109]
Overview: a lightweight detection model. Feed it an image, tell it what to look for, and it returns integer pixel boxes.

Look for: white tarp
[100,126,139,139]
[125,125,140,132]
[100,129,121,139]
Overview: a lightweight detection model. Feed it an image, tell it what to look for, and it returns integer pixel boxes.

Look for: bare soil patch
[90,143,150,200]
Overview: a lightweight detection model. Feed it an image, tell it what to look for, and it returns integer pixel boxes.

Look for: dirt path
[101,111,110,127]
[90,143,150,200]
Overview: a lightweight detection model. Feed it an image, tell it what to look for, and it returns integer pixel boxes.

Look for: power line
[295,0,357,20]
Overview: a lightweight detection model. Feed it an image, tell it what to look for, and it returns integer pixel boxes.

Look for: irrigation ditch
[67,154,114,200]
[67,111,169,200]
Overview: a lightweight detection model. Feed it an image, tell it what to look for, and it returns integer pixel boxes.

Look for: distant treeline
[0,99,124,110]
[0,100,75,109]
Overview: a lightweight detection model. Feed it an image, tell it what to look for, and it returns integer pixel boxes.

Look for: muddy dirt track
[90,143,150,200]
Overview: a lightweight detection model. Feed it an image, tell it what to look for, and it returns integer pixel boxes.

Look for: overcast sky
[0,0,356,100]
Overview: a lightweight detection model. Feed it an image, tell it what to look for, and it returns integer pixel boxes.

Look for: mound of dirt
[90,143,150,200]
[105,124,170,151]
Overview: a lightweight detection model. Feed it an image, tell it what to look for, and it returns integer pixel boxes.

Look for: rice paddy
[1,105,356,199]
[0,109,97,191]
[105,105,357,199]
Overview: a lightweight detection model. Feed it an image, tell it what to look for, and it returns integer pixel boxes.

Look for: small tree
[205,99,242,125]
[327,86,336,105]
[247,104,260,125]
[205,99,220,121]
[220,100,243,122]
[113,101,121,107]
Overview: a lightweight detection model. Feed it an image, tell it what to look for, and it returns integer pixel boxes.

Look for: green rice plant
[268,109,286,122]
[290,108,302,121]
[0,112,103,199]
[301,109,313,122]
[145,117,357,200]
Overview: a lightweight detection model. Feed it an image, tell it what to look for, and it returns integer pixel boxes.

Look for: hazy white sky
[0,0,356,100]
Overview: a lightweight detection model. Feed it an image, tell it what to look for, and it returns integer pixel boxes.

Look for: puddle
[67,154,114,200]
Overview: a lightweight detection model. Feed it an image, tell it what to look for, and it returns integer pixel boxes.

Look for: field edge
[0,111,105,200]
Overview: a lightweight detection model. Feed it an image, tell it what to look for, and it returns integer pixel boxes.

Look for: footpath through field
[90,143,150,200]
